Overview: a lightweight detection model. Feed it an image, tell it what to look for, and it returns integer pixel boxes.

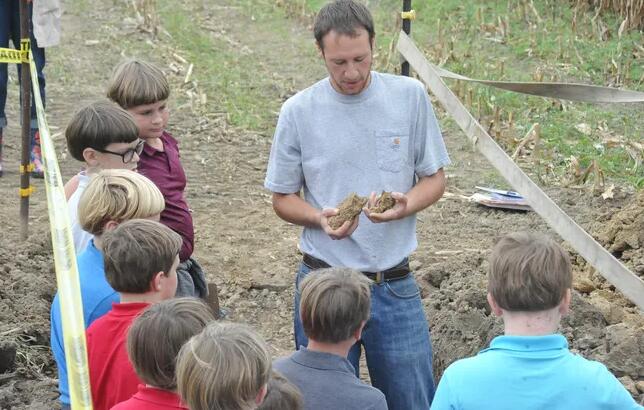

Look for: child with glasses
[64,100,142,254]
[107,59,207,300]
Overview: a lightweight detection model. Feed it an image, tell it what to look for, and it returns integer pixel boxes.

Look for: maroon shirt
[138,132,194,261]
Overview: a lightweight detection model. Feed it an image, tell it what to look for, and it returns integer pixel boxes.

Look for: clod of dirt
[596,190,644,279]
[0,341,16,373]
[328,193,367,230]
[368,191,396,214]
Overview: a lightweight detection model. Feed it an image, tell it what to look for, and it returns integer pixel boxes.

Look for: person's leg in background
[0,0,20,177]
[361,274,435,410]
[0,0,47,178]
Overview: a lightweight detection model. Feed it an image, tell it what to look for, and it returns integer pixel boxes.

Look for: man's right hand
[320,208,359,240]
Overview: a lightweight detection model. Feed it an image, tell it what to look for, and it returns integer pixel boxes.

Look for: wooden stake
[19,0,31,241]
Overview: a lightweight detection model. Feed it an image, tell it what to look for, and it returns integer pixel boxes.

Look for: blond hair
[107,59,170,109]
[78,169,165,235]
[488,232,572,311]
[299,268,371,343]
[176,322,271,410]
[127,298,215,390]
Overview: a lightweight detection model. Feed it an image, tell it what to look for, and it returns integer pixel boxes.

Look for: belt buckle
[375,271,383,283]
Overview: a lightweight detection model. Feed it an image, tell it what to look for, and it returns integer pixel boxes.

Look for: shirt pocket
[375,130,409,173]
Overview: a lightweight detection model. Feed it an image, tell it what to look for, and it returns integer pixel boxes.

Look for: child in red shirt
[111,298,215,410]
[86,219,182,410]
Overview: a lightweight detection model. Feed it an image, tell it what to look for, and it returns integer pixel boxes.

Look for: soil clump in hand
[368,191,396,214]
[328,193,367,230]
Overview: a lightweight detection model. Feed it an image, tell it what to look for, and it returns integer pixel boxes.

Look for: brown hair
[102,219,182,293]
[257,371,303,410]
[299,267,371,344]
[176,322,271,410]
[488,232,572,311]
[314,0,375,50]
[65,100,139,162]
[78,169,165,236]
[127,298,215,390]
[107,59,170,109]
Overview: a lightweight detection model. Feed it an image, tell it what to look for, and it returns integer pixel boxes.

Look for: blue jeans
[294,262,435,410]
[0,0,46,129]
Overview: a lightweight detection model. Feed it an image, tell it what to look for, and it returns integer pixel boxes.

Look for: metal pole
[401,0,412,76]
[19,0,31,240]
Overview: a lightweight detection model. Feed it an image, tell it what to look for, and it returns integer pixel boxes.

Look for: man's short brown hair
[176,322,271,410]
[65,100,139,162]
[127,298,215,390]
[102,219,182,293]
[107,59,170,109]
[314,0,375,50]
[488,232,572,312]
[257,371,303,410]
[299,268,371,344]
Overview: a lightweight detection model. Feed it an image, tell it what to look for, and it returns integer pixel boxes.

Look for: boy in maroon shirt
[106,59,207,300]
[86,219,181,410]
[111,298,215,410]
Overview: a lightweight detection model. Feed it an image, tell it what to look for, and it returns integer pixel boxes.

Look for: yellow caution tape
[0,47,27,64]
[19,163,36,173]
[401,10,416,21]
[29,51,93,409]
[19,186,34,197]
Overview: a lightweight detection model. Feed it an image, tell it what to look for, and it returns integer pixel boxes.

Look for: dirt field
[0,0,642,408]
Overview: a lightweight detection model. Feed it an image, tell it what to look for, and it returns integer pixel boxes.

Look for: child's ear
[151,271,165,292]
[82,147,99,166]
[558,288,572,317]
[103,220,120,232]
[487,293,503,317]
[255,383,268,406]
[354,320,366,341]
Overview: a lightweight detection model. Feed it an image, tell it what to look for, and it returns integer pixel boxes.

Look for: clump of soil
[368,191,396,214]
[596,190,644,278]
[328,193,367,230]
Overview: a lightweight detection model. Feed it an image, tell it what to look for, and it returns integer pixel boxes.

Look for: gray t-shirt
[274,348,388,410]
[265,71,450,271]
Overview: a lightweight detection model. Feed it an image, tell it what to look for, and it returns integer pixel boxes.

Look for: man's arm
[272,192,360,240]
[364,168,446,223]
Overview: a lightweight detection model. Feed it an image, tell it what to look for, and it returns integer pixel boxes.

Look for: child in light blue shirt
[431,232,642,410]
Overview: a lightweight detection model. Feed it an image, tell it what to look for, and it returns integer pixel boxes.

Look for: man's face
[127,100,169,140]
[320,28,373,95]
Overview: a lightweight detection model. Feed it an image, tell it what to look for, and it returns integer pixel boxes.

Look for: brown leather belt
[302,253,410,283]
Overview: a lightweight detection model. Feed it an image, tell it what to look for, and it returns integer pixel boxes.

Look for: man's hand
[363,191,408,223]
[320,208,359,240]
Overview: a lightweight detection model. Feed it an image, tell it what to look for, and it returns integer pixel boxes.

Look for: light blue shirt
[265,72,450,271]
[431,334,642,410]
[50,240,119,405]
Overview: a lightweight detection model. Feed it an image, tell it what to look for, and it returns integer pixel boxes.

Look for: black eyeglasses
[95,139,145,163]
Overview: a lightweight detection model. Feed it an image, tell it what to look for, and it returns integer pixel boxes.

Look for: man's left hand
[363,191,408,223]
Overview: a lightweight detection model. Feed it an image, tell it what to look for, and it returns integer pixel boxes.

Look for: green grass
[281,0,643,188]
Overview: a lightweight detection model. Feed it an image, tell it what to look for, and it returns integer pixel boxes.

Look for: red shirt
[138,131,194,261]
[110,385,188,410]
[87,303,149,410]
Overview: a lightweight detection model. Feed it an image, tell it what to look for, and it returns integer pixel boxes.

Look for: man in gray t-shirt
[265,1,450,409]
